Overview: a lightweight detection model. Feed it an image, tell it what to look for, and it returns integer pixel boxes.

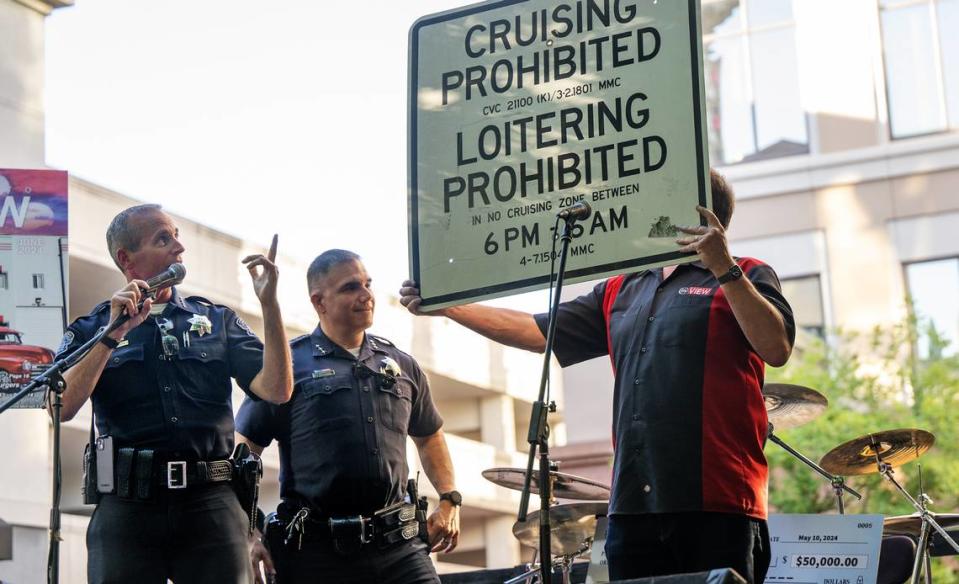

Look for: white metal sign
[409,0,711,309]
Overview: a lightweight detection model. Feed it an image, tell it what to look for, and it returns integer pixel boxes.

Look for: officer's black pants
[274,538,439,584]
[87,484,251,584]
[605,512,771,584]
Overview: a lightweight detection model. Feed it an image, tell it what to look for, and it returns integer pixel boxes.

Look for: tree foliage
[765,314,959,580]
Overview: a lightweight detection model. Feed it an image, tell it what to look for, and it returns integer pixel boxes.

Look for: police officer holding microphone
[56,204,293,583]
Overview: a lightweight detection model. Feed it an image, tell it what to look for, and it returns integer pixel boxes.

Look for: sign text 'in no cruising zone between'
[409,0,712,309]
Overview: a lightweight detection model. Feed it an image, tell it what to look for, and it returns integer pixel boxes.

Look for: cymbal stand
[505,543,590,584]
[767,422,862,513]
[873,454,959,584]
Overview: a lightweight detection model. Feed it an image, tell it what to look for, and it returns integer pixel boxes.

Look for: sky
[45,0,477,301]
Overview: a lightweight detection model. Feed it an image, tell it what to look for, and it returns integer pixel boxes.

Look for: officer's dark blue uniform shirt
[56,287,265,460]
[235,327,443,517]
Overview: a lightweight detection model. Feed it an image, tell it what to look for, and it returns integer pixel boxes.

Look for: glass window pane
[748,28,808,155]
[906,258,959,359]
[702,0,742,36]
[938,0,959,128]
[780,276,824,338]
[704,35,755,164]
[746,0,794,27]
[882,4,947,137]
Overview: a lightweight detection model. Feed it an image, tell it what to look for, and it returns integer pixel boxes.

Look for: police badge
[187,314,213,337]
[380,356,402,378]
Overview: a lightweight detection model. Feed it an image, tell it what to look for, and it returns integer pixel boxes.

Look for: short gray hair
[307,249,361,294]
[106,204,162,270]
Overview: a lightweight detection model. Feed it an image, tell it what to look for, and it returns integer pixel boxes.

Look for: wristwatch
[717,264,743,285]
[439,490,463,507]
[100,335,121,349]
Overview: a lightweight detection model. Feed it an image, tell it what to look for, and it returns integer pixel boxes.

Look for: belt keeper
[135,450,153,500]
[196,461,209,483]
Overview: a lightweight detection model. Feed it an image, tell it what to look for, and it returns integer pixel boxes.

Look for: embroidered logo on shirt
[678,286,714,296]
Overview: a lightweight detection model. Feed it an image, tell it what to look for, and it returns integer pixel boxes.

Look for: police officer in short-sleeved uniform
[60,289,266,459]
[237,250,460,584]
[57,205,292,584]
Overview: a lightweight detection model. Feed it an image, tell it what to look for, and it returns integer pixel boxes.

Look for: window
[905,258,959,359]
[780,275,825,340]
[0,273,6,290]
[31,274,44,289]
[702,0,808,165]
[880,0,959,138]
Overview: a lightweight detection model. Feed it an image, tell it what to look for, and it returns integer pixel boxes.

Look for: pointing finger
[268,234,278,263]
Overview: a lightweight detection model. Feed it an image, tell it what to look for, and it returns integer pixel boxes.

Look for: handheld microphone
[144,263,186,294]
[557,201,592,222]
[108,263,186,331]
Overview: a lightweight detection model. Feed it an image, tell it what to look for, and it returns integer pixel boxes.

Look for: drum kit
[481,467,610,584]
[479,383,959,584]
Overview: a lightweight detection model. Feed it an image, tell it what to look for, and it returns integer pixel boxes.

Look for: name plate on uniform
[765,514,883,584]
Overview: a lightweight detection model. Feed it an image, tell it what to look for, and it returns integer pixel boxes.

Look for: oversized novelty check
[765,514,884,584]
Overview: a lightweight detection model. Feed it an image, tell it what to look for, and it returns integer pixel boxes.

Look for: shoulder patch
[56,331,75,355]
[235,316,255,336]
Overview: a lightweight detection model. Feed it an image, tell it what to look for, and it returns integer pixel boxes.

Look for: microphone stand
[518,215,580,584]
[0,298,144,584]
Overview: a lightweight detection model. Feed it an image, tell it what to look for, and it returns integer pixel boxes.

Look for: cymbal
[820,429,935,476]
[763,383,828,429]
[512,502,608,557]
[884,514,959,537]
[482,467,611,501]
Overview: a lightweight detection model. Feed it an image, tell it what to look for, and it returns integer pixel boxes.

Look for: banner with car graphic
[0,169,68,409]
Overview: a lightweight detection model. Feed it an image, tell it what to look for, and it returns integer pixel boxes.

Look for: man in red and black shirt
[399,171,795,583]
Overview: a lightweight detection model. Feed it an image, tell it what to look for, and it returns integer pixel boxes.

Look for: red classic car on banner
[0,320,54,391]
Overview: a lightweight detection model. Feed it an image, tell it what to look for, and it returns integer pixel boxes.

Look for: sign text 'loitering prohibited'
[409,0,712,309]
